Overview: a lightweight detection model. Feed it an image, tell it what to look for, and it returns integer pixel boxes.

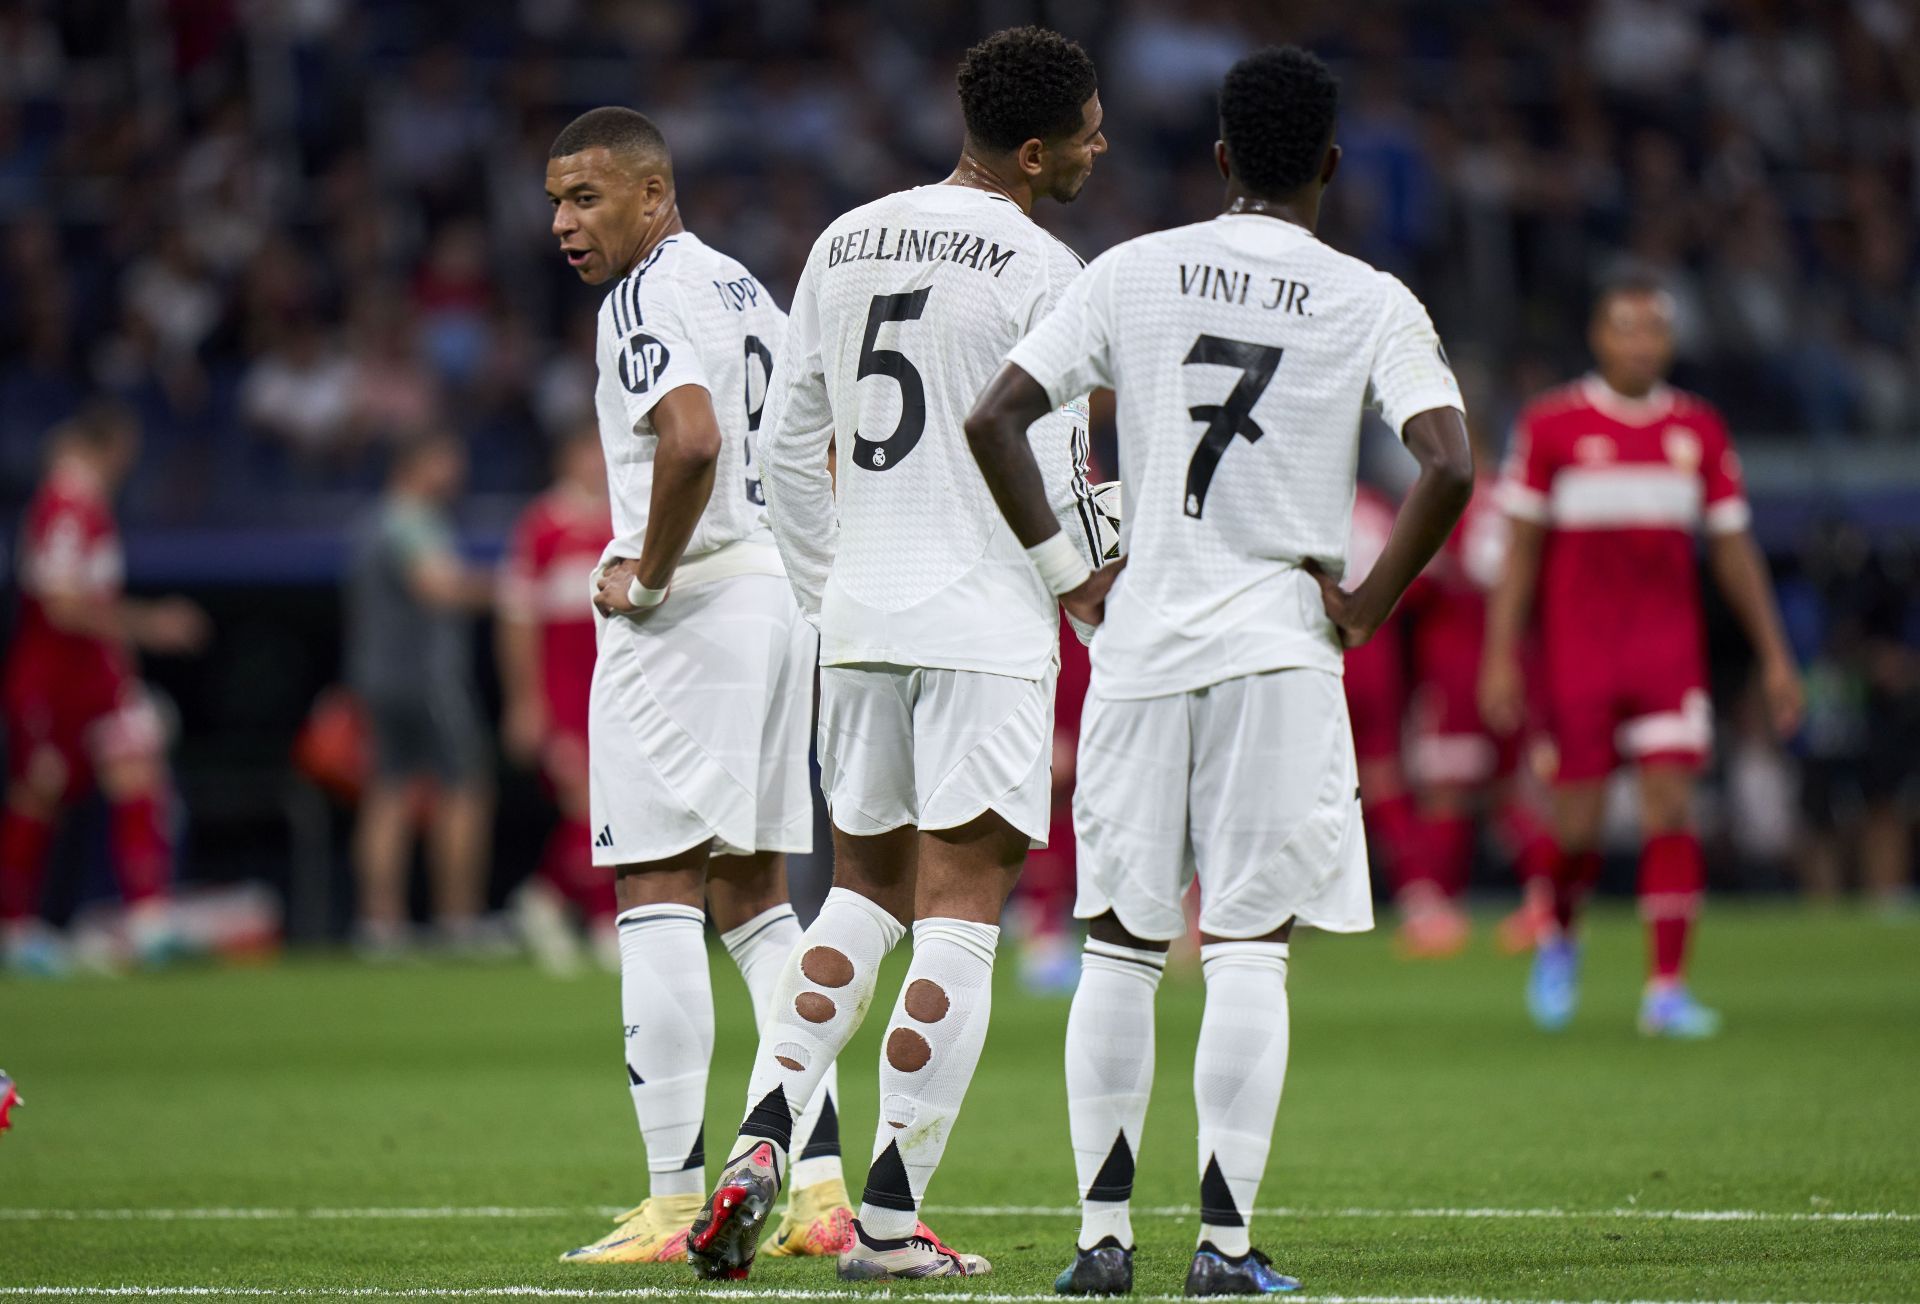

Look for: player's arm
[1308,407,1473,647]
[596,384,720,615]
[965,364,1124,629]
[1707,526,1803,738]
[408,550,495,612]
[759,266,837,623]
[1478,514,1543,736]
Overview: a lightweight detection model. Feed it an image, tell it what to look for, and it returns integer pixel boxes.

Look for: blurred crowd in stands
[0,0,1914,955]
[1,0,1917,528]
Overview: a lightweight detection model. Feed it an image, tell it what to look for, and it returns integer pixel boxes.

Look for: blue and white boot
[1527,935,1580,1031]
[1638,983,1722,1039]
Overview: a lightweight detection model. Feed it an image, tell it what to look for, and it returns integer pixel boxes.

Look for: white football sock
[1194,941,1290,1257]
[858,917,999,1240]
[731,886,904,1174]
[1067,938,1166,1249]
[617,903,713,1199]
[721,903,844,1190]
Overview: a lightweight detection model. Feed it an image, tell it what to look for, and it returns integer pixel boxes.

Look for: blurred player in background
[1395,422,1560,957]
[344,431,498,959]
[498,425,616,975]
[691,28,1106,1283]
[545,107,850,1266]
[1481,279,1804,1038]
[967,46,1472,1296]
[1343,482,1427,944]
[1,403,208,976]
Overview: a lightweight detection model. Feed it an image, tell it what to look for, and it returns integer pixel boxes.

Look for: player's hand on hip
[1761,655,1804,740]
[1060,556,1127,632]
[1302,560,1378,650]
[1477,651,1526,737]
[593,558,653,618]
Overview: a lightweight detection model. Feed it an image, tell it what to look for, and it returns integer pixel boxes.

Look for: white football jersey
[1007,213,1463,699]
[593,232,787,569]
[760,184,1094,680]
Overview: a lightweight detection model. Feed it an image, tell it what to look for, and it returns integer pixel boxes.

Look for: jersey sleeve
[1364,275,1465,440]
[605,277,711,431]
[1697,406,1751,535]
[1495,406,1556,524]
[1004,246,1120,408]
[758,255,837,622]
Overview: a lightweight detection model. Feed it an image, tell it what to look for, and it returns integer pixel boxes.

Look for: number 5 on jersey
[1183,335,1283,519]
[851,287,932,472]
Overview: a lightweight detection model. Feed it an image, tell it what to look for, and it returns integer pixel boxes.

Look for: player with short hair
[1,404,207,976]
[687,27,1109,1283]
[498,425,616,974]
[544,105,850,1265]
[1479,279,1803,1038]
[967,46,1473,1296]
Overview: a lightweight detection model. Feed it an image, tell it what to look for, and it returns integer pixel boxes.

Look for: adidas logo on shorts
[595,826,614,849]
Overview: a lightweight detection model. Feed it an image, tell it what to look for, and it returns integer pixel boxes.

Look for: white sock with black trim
[1194,940,1290,1257]
[721,903,844,1191]
[617,903,713,1199]
[1067,937,1166,1249]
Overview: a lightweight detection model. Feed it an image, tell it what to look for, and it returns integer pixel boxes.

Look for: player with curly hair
[687,25,1109,1284]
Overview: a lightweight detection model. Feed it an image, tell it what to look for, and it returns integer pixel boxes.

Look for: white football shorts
[817,661,1057,846]
[589,570,817,865]
[1073,666,1373,941]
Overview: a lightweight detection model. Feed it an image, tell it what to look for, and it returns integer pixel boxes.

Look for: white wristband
[1027,531,1092,596]
[627,576,668,609]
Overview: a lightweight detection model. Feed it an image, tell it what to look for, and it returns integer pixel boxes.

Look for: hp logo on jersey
[619,332,671,395]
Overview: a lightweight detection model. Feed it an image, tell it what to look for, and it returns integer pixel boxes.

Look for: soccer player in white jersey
[543,107,855,1266]
[686,28,1118,1283]
[967,48,1475,1297]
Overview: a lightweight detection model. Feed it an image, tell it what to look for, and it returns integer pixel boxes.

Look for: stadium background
[2,0,1916,940]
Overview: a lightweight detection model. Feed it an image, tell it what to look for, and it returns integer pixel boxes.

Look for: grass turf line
[1,904,1915,1299]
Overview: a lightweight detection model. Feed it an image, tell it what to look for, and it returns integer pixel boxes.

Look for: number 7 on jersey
[1183,335,1284,519]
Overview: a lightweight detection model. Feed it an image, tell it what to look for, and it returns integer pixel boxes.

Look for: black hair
[549,106,670,165]
[956,27,1097,153]
[1218,46,1340,200]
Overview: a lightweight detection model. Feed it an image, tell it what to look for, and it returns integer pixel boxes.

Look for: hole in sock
[885,1026,931,1072]
[775,1050,807,1071]
[801,946,854,988]
[881,1092,916,1130]
[794,992,837,1023]
[904,978,949,1023]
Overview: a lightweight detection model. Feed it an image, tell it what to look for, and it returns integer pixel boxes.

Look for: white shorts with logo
[817,661,1057,846]
[1073,666,1373,941]
[589,571,817,864]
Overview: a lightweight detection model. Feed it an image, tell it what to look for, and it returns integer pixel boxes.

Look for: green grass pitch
[2,903,1917,1301]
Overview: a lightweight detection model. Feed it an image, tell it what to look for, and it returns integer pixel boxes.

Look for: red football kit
[1497,376,1747,785]
[1,463,170,923]
[1344,483,1408,767]
[500,486,612,919]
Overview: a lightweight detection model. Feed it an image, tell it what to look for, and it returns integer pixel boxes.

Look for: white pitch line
[0,1290,1858,1304]
[0,1206,1912,1225]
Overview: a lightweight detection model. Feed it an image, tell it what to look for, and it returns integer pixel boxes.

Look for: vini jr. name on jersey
[1180,263,1313,315]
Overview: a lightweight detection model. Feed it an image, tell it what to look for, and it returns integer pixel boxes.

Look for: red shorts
[1344,619,1406,766]
[3,659,162,798]
[1542,655,1710,785]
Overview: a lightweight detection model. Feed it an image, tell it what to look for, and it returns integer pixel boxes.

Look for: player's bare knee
[96,752,162,803]
[885,1026,931,1072]
[903,978,949,1023]
[1087,910,1168,953]
[800,945,854,987]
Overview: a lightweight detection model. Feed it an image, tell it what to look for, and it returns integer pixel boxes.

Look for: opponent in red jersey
[498,426,615,973]
[1398,447,1558,957]
[1480,280,1802,1037]
[1,405,209,975]
[1344,483,1421,918]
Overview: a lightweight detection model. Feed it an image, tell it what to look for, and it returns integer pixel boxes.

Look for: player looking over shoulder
[688,27,1108,1284]
[543,106,851,1265]
[1479,278,1803,1038]
[966,47,1473,1296]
